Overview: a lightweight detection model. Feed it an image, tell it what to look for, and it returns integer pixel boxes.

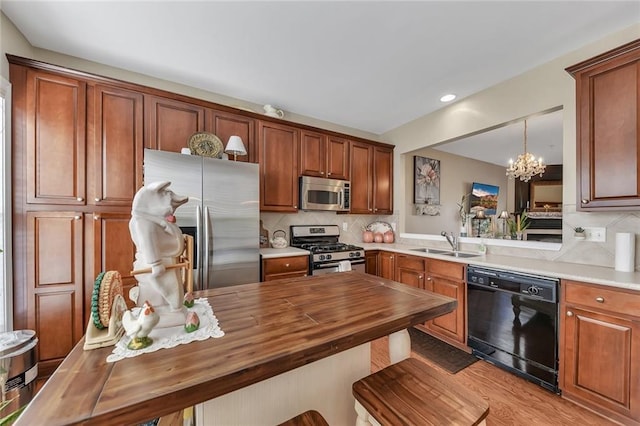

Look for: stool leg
[354,400,372,426]
[388,329,410,364]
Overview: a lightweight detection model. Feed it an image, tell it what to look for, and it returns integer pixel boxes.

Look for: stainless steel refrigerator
[143,149,260,290]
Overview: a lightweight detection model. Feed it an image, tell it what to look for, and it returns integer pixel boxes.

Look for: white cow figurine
[129,181,189,328]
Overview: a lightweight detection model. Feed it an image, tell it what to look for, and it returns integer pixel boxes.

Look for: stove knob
[319,255,325,261]
[326,254,332,260]
[349,252,354,258]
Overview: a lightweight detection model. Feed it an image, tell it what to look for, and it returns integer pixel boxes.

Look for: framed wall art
[414,156,440,205]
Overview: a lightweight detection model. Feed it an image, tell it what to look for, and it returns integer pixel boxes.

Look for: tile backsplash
[261,207,639,272]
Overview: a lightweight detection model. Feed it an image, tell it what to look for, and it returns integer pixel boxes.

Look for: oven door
[312,259,365,275]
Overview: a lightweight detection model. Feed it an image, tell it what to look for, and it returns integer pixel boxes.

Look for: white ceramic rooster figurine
[122,300,160,350]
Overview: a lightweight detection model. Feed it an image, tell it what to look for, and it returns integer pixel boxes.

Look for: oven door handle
[314,259,365,269]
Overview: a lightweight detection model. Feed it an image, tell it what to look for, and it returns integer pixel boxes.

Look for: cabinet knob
[581,199,590,204]
[76,197,84,202]
[369,208,373,211]
[327,172,331,176]
[595,297,604,303]
[418,275,423,279]
[320,172,324,175]
[294,205,297,209]
[427,276,432,281]
[566,311,574,317]
[93,214,101,220]
[95,197,101,202]
[74,215,81,220]
[285,263,290,267]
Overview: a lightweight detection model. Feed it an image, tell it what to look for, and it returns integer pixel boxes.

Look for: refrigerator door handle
[195,205,203,291]
[203,205,211,287]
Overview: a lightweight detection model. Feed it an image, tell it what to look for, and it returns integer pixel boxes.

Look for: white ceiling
[2,1,639,141]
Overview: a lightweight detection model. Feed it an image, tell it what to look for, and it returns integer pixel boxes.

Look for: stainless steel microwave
[299,176,350,212]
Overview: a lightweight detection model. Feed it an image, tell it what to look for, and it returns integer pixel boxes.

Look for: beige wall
[404,148,509,235]
[384,24,640,269]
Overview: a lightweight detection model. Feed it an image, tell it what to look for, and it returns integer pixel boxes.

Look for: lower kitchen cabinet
[423,259,466,349]
[262,256,309,281]
[395,254,426,289]
[560,280,640,425]
[378,251,396,280]
[365,250,379,275]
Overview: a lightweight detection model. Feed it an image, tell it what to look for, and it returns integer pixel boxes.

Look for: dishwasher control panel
[467,265,558,302]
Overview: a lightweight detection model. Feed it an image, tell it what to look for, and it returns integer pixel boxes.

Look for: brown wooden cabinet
[567,39,640,210]
[258,121,300,212]
[26,211,85,378]
[207,109,256,163]
[423,259,466,348]
[378,251,396,280]
[349,141,393,214]
[395,255,426,289]
[25,69,87,206]
[365,250,379,275]
[560,280,640,425]
[261,256,309,281]
[300,131,349,180]
[145,95,205,153]
[90,85,144,206]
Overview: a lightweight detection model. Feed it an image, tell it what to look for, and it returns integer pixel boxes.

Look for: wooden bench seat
[353,357,489,425]
[278,410,330,426]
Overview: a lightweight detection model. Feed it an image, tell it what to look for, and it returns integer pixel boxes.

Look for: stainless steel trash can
[0,330,38,416]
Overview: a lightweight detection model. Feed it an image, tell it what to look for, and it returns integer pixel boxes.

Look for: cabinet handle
[581,199,589,204]
[74,215,81,220]
[595,297,604,303]
[77,197,84,202]
[566,311,574,317]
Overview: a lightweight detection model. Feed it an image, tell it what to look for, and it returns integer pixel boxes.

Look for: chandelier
[506,120,545,182]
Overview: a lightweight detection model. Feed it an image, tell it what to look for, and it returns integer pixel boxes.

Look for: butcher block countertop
[17,272,456,426]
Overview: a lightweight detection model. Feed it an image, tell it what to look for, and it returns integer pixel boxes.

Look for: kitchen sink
[410,248,451,254]
[442,251,481,258]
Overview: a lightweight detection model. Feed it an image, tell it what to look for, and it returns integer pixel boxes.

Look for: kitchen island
[16,271,456,425]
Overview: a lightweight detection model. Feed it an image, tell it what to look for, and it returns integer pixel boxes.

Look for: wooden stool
[353,358,489,426]
[278,410,329,426]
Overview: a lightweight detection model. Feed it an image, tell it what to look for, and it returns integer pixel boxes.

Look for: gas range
[290,225,365,273]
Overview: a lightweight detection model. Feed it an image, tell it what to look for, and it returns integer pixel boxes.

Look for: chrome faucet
[441,231,459,252]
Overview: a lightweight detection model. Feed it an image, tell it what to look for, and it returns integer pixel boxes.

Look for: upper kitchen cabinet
[145,95,205,153]
[89,85,144,206]
[258,121,300,212]
[22,68,87,205]
[207,109,257,163]
[299,131,349,180]
[349,141,394,214]
[567,39,640,210]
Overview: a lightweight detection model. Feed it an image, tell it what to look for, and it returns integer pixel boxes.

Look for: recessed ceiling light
[440,94,456,102]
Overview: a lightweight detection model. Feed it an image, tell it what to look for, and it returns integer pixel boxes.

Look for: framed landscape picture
[414,156,440,205]
[469,182,499,215]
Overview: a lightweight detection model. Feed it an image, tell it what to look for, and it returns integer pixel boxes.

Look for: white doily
[106,298,224,363]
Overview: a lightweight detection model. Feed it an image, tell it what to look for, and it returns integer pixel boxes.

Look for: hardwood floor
[371,335,617,426]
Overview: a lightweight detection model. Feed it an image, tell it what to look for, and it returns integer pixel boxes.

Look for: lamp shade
[498,210,510,219]
[225,136,247,157]
[475,210,486,219]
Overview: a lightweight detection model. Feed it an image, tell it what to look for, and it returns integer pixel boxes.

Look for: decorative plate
[366,221,393,234]
[188,132,224,158]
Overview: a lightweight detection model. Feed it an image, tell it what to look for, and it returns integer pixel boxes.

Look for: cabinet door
[425,275,465,344]
[145,95,205,153]
[562,306,640,421]
[349,141,373,214]
[326,136,349,180]
[378,251,395,280]
[397,268,424,289]
[88,212,138,310]
[258,121,299,212]
[569,41,640,210]
[26,211,84,378]
[373,145,393,214]
[365,250,379,275]
[92,85,143,206]
[26,69,86,205]
[299,130,326,177]
[208,110,256,163]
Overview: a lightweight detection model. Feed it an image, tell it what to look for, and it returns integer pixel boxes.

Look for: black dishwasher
[467,265,560,393]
